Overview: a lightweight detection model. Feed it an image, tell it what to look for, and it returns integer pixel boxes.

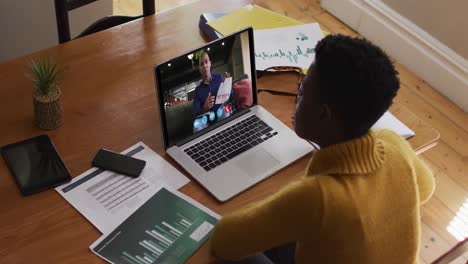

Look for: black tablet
[1,135,72,196]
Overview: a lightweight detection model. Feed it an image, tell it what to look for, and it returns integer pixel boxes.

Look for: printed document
[56,142,190,233]
[255,23,324,71]
[372,111,415,139]
[91,186,219,264]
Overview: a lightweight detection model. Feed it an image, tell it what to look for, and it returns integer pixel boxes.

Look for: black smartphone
[92,149,146,178]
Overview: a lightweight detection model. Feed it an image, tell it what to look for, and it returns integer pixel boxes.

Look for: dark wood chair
[431,237,468,264]
[54,0,155,44]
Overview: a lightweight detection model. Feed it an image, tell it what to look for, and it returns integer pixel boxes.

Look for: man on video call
[192,51,253,120]
[192,51,233,119]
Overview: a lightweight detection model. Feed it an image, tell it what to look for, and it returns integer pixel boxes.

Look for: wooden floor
[114,1,468,263]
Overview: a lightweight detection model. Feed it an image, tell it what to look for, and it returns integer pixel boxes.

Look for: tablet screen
[1,135,71,195]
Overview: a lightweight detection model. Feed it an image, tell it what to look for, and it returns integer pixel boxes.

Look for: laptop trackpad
[236,148,279,178]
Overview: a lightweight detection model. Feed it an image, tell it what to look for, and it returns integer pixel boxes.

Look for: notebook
[154,28,313,202]
[207,4,302,36]
[199,13,225,41]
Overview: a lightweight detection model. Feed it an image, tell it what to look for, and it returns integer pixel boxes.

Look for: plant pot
[32,86,63,130]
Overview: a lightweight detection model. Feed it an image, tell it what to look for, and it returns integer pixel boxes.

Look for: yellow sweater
[211,130,435,263]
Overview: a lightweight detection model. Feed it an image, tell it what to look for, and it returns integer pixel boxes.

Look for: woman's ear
[319,104,332,121]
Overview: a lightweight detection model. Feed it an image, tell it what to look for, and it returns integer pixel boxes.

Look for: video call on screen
[158,31,253,146]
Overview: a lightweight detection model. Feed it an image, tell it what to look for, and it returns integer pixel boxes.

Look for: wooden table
[0,0,439,263]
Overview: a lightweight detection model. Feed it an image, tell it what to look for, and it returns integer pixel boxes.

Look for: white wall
[0,0,112,63]
[382,0,468,60]
[321,0,468,112]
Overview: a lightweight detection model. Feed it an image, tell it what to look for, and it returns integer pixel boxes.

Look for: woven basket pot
[33,86,63,130]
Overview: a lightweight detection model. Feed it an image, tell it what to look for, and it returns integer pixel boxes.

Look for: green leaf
[44,56,50,79]
[37,60,45,81]
[25,55,64,95]
[49,64,58,85]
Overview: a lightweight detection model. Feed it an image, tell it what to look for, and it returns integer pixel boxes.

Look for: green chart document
[91,186,220,264]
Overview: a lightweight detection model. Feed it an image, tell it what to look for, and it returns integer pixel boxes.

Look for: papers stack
[56,142,190,233]
[205,5,326,71]
[56,142,221,263]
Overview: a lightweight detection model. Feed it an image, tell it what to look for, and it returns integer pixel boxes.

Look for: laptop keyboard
[184,115,278,172]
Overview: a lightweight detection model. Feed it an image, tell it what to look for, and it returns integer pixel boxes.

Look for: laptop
[154,27,313,202]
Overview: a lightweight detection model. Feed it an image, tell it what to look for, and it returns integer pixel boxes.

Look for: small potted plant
[26,56,64,130]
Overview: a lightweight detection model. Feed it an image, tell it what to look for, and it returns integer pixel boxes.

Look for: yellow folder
[207,4,303,36]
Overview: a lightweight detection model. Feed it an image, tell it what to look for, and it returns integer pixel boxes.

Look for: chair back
[54,0,155,43]
[431,238,468,264]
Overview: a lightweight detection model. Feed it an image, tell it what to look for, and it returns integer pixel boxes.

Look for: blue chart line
[255,46,315,64]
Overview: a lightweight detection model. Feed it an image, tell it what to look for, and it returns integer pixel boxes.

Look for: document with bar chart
[90,186,220,264]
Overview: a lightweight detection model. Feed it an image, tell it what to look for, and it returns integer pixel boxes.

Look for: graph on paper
[91,187,219,264]
[254,23,324,70]
[256,46,315,64]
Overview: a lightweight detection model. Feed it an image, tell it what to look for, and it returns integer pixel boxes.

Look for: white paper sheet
[56,142,190,234]
[372,111,415,139]
[215,77,232,104]
[254,23,324,71]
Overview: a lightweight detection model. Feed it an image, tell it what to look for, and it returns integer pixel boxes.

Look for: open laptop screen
[155,28,257,148]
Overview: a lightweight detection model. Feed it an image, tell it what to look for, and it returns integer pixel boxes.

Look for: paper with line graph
[91,186,219,264]
[254,23,324,70]
[55,142,189,234]
[215,77,233,104]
